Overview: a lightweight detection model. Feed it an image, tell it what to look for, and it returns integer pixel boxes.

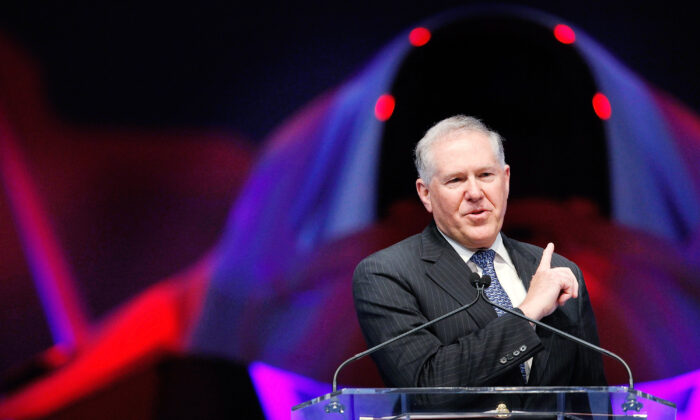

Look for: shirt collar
[437,228,514,267]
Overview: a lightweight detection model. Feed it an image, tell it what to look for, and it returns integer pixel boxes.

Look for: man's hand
[517,243,579,321]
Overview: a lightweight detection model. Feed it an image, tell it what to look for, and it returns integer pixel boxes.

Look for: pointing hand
[517,243,579,321]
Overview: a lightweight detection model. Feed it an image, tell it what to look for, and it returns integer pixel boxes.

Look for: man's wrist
[516,303,533,319]
[514,307,536,328]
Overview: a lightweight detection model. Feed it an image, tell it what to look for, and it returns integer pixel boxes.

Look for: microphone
[479,274,642,412]
[332,272,482,393]
[470,272,491,288]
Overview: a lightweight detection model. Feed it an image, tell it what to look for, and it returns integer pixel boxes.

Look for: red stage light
[592,93,612,120]
[375,94,395,121]
[409,27,431,47]
[553,24,576,44]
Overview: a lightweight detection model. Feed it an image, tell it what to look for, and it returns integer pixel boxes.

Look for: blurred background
[0,1,698,419]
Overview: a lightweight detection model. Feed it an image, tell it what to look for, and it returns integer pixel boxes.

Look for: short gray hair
[414,115,506,183]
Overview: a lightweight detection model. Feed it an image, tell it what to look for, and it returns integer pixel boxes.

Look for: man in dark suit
[353,115,606,389]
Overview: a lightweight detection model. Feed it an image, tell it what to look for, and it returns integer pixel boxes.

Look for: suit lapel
[421,224,496,328]
[503,235,550,385]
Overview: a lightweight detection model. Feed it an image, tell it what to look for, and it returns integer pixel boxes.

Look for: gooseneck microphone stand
[332,272,483,393]
[474,274,642,412]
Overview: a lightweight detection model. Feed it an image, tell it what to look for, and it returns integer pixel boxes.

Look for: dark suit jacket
[353,222,606,389]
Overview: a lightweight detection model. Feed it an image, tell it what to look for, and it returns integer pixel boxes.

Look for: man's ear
[504,164,511,198]
[416,178,433,213]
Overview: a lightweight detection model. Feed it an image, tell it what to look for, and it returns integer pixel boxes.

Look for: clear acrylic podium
[292,387,676,419]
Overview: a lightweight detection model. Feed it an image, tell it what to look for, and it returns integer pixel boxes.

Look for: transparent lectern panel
[292,387,676,420]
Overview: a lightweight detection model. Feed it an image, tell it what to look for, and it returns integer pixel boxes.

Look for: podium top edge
[335,386,628,393]
[292,387,676,411]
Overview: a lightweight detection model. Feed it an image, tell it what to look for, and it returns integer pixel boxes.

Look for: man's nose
[464,179,484,201]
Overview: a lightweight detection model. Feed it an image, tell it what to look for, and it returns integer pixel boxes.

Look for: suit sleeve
[353,255,542,388]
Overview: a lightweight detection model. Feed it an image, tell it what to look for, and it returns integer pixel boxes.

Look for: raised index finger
[537,242,555,271]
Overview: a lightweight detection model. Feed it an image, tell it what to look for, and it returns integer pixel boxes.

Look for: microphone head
[469,272,481,288]
[481,275,492,288]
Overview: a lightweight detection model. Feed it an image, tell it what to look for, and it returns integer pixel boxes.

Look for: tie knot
[470,249,496,269]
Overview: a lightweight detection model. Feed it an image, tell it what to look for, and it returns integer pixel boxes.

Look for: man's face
[416,130,510,249]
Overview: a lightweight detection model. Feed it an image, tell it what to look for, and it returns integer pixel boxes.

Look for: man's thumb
[538,242,554,271]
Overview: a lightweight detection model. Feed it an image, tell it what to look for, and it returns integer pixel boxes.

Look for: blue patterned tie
[470,249,511,316]
[470,249,528,382]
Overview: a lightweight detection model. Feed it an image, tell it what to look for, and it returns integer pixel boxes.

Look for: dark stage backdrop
[0,1,698,141]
